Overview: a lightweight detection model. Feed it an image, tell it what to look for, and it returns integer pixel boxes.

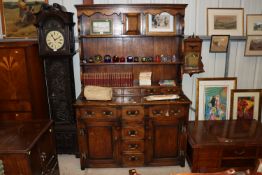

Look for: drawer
[0,112,32,120]
[122,106,144,122]
[122,126,144,139]
[141,88,161,95]
[123,89,140,96]
[222,146,257,158]
[78,107,117,120]
[122,153,144,167]
[160,87,180,94]
[149,105,186,118]
[122,140,144,153]
[198,149,221,160]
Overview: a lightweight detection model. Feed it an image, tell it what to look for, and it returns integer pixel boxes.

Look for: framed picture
[196,77,237,121]
[230,89,261,121]
[210,35,230,53]
[207,8,244,36]
[245,36,262,56]
[247,14,262,35]
[90,19,113,35]
[146,12,175,35]
[0,0,48,38]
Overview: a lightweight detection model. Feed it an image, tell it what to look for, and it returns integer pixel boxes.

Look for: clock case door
[35,3,75,56]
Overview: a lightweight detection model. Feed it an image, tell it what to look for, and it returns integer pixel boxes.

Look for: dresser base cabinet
[0,120,59,175]
[186,120,262,173]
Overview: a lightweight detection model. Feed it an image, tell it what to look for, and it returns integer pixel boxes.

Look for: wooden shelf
[80,62,183,66]
[79,34,184,38]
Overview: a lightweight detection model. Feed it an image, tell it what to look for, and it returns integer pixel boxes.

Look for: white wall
[1,0,261,120]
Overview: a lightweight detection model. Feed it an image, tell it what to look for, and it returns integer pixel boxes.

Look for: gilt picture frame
[207,8,244,36]
[146,12,175,35]
[210,35,230,53]
[246,14,262,35]
[230,89,261,121]
[196,77,237,121]
[0,0,48,38]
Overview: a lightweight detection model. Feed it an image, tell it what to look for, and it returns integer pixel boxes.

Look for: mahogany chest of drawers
[0,120,59,175]
[187,120,262,173]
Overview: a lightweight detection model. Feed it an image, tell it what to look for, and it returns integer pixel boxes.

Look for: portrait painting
[184,52,199,69]
[196,77,237,121]
[231,89,261,121]
[0,0,48,38]
[207,8,244,36]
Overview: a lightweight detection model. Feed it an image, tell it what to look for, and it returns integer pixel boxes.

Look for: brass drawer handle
[152,110,163,115]
[128,144,138,150]
[128,130,138,137]
[170,109,181,115]
[129,156,138,161]
[234,150,246,156]
[127,110,139,116]
[103,111,113,116]
[84,111,95,116]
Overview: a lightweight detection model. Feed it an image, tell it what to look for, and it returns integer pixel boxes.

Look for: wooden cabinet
[0,120,59,175]
[187,120,262,173]
[0,41,49,120]
[74,4,191,169]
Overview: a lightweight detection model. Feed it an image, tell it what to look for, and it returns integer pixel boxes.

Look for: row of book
[82,72,133,87]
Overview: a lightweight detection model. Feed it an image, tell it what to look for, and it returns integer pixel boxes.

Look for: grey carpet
[58,154,191,175]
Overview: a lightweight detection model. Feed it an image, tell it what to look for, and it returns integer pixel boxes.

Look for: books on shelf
[82,72,133,87]
[159,80,176,86]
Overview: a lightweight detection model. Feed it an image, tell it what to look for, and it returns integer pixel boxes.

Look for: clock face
[45,30,65,51]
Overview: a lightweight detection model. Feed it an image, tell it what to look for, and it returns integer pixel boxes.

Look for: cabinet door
[0,48,31,114]
[145,117,186,166]
[78,121,120,168]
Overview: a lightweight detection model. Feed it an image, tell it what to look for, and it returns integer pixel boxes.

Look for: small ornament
[126,56,134,62]
[112,55,119,62]
[104,55,112,63]
[134,56,139,62]
[154,55,161,62]
[94,55,103,63]
[88,57,94,63]
[120,56,125,62]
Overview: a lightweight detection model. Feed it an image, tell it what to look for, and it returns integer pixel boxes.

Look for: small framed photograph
[146,12,175,35]
[246,14,262,35]
[230,89,261,121]
[210,35,230,53]
[245,36,262,56]
[196,77,237,121]
[90,19,113,35]
[207,8,244,36]
[0,0,48,38]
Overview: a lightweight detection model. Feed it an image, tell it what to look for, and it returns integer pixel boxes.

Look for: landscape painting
[214,15,237,30]
[245,36,262,56]
[0,0,47,38]
[247,14,262,35]
[207,8,243,36]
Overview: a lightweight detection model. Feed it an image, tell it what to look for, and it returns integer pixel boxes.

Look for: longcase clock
[35,3,77,154]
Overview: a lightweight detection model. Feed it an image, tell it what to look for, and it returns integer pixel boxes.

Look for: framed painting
[90,19,113,35]
[196,77,237,121]
[210,35,230,53]
[207,8,244,36]
[245,35,262,56]
[146,12,175,35]
[246,14,262,35]
[230,89,261,121]
[0,0,48,38]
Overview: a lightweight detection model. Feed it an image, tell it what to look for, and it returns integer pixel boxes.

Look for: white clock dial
[45,30,65,51]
